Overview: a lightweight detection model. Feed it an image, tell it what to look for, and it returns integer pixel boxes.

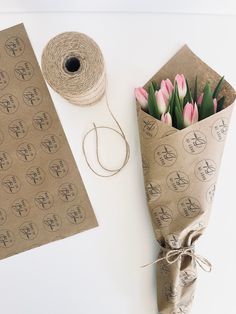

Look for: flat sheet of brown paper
[137,46,235,313]
[0,23,98,260]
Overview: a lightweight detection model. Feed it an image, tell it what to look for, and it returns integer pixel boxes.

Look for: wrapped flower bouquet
[135,46,235,313]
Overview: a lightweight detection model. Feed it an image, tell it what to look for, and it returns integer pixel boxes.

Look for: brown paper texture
[0,23,98,260]
[137,46,236,313]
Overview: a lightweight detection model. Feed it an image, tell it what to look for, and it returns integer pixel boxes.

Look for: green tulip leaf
[199,83,214,120]
[151,80,159,91]
[148,84,160,120]
[184,79,193,105]
[213,76,224,99]
[216,96,225,112]
[175,105,183,130]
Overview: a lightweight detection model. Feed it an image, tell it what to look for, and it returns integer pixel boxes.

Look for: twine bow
[142,246,212,272]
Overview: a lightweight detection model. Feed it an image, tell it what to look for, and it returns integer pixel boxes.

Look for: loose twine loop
[142,246,212,273]
[41,31,130,177]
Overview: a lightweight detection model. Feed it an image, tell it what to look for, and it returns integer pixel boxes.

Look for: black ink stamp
[0,229,15,248]
[0,70,9,90]
[183,130,207,154]
[14,61,34,81]
[0,151,12,171]
[49,159,68,179]
[66,205,86,224]
[8,119,28,139]
[0,94,19,114]
[152,206,173,228]
[26,166,45,185]
[5,36,25,57]
[0,208,7,225]
[43,213,61,232]
[41,134,60,154]
[195,159,216,182]
[16,142,36,162]
[23,86,42,106]
[34,191,54,210]
[154,144,177,167]
[142,118,158,139]
[58,182,77,202]
[19,222,38,240]
[167,171,190,192]
[145,181,161,202]
[212,118,228,142]
[178,197,201,218]
[11,198,30,217]
[2,175,21,194]
[32,112,52,131]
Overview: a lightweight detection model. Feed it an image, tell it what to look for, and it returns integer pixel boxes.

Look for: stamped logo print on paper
[145,181,161,202]
[0,151,12,171]
[167,171,190,192]
[172,304,189,314]
[32,112,52,131]
[179,270,196,287]
[177,197,201,218]
[165,234,180,249]
[49,159,68,178]
[212,118,228,142]
[195,159,216,182]
[142,118,158,139]
[183,131,207,154]
[8,119,28,139]
[66,205,86,224]
[0,229,15,248]
[41,134,60,154]
[58,183,77,202]
[43,213,61,232]
[0,70,9,90]
[154,144,177,167]
[0,94,19,114]
[26,166,45,185]
[5,36,25,57]
[152,206,173,228]
[34,191,54,210]
[2,175,21,194]
[0,208,7,225]
[0,130,4,145]
[16,143,36,162]
[14,61,34,81]
[23,86,42,106]
[206,183,216,203]
[19,222,38,240]
[11,198,30,217]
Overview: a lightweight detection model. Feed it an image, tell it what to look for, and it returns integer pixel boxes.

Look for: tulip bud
[161,112,172,126]
[213,98,217,113]
[160,79,174,100]
[197,93,203,105]
[134,87,148,110]
[183,102,199,127]
[175,74,187,99]
[155,90,168,114]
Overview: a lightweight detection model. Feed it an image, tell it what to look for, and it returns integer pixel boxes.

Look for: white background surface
[0,2,235,314]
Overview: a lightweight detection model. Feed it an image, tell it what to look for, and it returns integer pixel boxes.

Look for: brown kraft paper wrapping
[0,23,98,260]
[137,46,236,313]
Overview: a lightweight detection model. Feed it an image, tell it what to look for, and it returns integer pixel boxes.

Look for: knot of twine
[142,246,212,272]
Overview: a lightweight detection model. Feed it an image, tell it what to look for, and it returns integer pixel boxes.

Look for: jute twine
[41,32,130,177]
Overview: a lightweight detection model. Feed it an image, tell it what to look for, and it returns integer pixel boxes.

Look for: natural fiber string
[41,31,130,177]
[141,246,212,272]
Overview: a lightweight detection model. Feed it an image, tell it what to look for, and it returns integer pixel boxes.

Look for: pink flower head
[197,93,203,106]
[183,102,199,127]
[134,87,148,110]
[213,98,217,113]
[160,79,174,101]
[175,74,187,99]
[161,112,172,126]
[155,90,168,114]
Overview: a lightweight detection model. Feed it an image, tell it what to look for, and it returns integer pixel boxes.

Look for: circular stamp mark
[154,144,177,167]
[171,304,189,314]
[32,111,52,131]
[142,158,149,176]
[40,134,60,154]
[212,118,228,142]
[0,151,12,171]
[0,130,4,145]
[0,229,15,248]
[206,183,216,204]
[49,159,68,179]
[0,208,7,225]
[58,182,78,202]
[179,270,197,287]
[23,86,42,106]
[152,205,173,229]
[165,234,180,249]
[145,181,161,202]
[0,70,9,90]
[16,142,36,162]
[34,191,54,210]
[0,94,19,114]
[8,119,28,139]
[183,130,207,154]
[19,222,38,240]
[5,36,25,57]
[26,166,45,185]
[14,61,34,81]
[11,198,30,217]
[166,171,190,192]
[194,159,217,182]
[43,213,61,232]
[142,118,158,139]
[66,205,86,225]
[177,196,201,218]
[2,175,21,194]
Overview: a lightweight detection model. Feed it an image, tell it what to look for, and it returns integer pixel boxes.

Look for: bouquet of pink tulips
[135,46,235,314]
[135,74,224,129]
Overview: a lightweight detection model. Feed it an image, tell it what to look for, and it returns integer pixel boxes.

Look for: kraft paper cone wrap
[137,46,236,313]
[0,24,98,260]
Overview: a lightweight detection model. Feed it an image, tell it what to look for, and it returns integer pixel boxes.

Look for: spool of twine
[41,31,130,177]
[41,32,106,106]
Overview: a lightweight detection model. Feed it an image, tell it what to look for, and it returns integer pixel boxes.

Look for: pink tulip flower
[160,79,174,100]
[161,112,172,126]
[183,102,199,127]
[175,74,187,99]
[213,98,217,113]
[197,93,203,105]
[155,90,168,114]
[134,87,148,110]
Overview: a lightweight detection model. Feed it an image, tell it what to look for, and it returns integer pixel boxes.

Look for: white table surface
[0,10,235,314]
